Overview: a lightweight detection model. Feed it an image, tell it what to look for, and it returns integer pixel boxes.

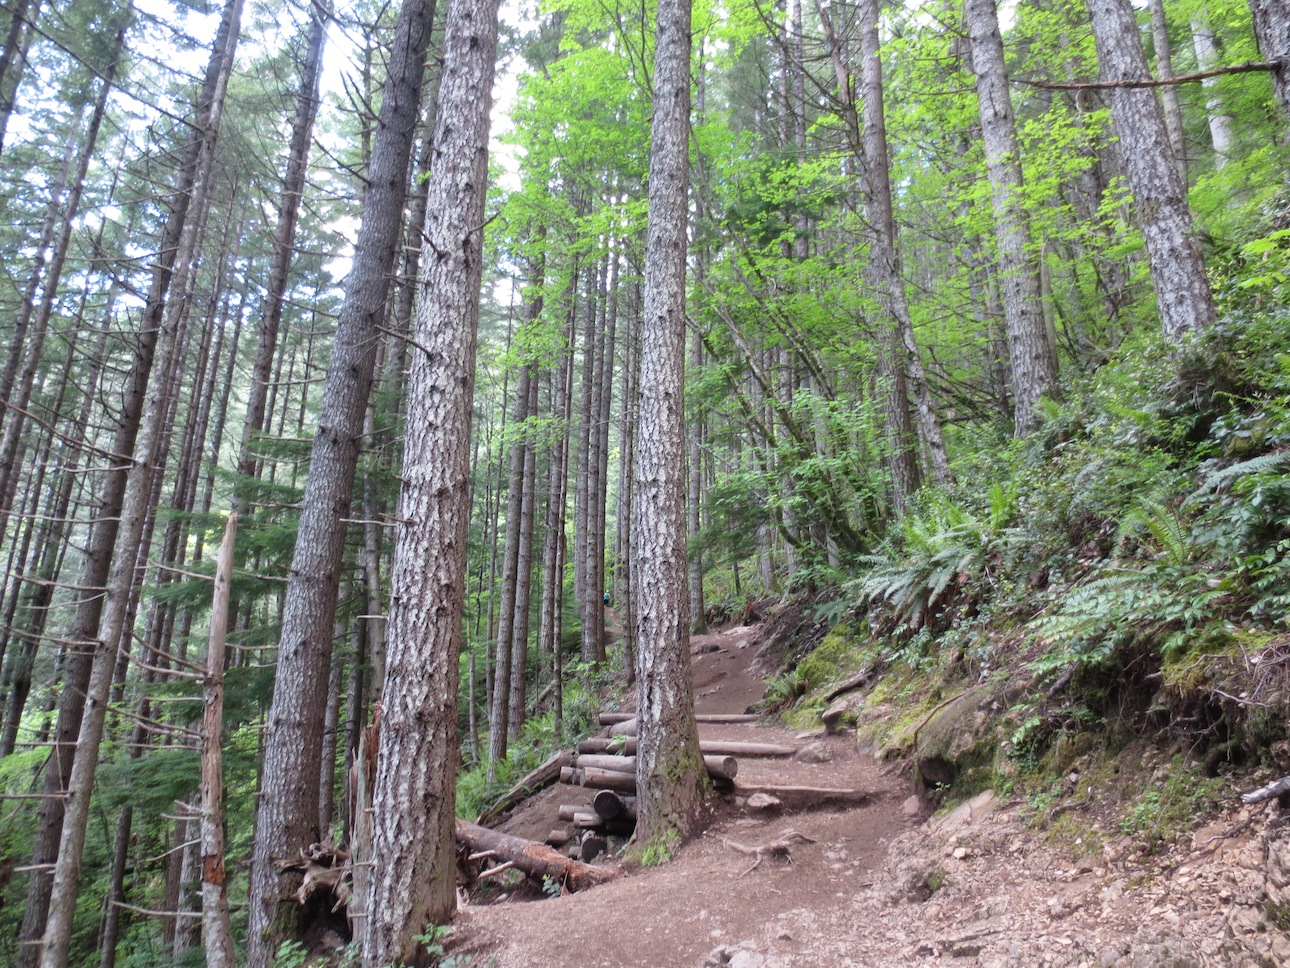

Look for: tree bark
[30,5,244,963]
[632,0,704,859]
[1249,0,1290,123]
[1087,0,1218,339]
[964,0,1058,435]
[1147,0,1187,180]
[362,0,499,962]
[247,0,435,961]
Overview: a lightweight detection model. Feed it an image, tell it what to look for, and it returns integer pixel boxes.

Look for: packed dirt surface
[446,620,1290,967]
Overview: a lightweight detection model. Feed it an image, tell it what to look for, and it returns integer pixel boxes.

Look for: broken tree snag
[476,749,574,825]
[455,820,618,892]
[732,785,873,812]
[1241,775,1290,804]
[593,790,637,820]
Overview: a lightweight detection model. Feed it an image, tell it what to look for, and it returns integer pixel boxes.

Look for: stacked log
[577,737,796,758]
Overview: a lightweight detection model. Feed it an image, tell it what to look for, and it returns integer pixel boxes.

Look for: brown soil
[445,620,1290,968]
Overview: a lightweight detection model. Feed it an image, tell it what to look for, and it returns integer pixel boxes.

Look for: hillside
[444,617,1290,968]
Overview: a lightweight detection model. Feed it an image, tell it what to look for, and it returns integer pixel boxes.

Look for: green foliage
[848,482,1023,645]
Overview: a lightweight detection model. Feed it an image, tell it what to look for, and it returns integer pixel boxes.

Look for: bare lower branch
[1019,60,1278,91]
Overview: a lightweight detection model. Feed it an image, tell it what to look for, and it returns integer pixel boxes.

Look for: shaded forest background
[0,0,1286,963]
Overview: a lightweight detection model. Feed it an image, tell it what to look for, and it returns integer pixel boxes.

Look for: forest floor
[445,617,1290,967]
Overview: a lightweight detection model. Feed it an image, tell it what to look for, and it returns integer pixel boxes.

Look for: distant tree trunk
[1190,12,1235,164]
[235,0,328,493]
[539,297,575,738]
[631,0,704,857]
[247,0,435,960]
[0,0,42,160]
[508,359,540,736]
[488,360,529,769]
[1249,0,1290,123]
[1087,0,1218,339]
[28,4,244,963]
[363,0,499,962]
[964,0,1058,435]
[617,275,641,684]
[1147,0,1187,179]
[687,319,706,633]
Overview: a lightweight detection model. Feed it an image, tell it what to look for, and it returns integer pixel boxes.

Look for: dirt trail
[448,621,1290,968]
[450,623,913,967]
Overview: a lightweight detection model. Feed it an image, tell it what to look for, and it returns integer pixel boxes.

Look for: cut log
[559,766,584,785]
[593,790,637,821]
[608,713,759,737]
[579,831,607,862]
[695,714,762,724]
[731,784,873,812]
[578,738,797,758]
[572,811,602,828]
[579,766,638,793]
[574,753,636,774]
[704,755,738,781]
[546,829,572,848]
[455,820,618,892]
[476,749,574,825]
[597,712,636,725]
[557,804,593,822]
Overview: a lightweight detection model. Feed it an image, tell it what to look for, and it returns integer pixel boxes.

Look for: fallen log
[557,804,594,822]
[730,784,873,812]
[475,749,574,825]
[455,820,618,892]
[824,668,873,702]
[1241,775,1290,804]
[578,738,797,758]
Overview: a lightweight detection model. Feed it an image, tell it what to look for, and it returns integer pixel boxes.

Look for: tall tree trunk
[235,0,329,493]
[508,359,540,736]
[488,362,530,768]
[246,0,438,965]
[538,296,575,738]
[0,0,43,160]
[1249,0,1290,123]
[1087,0,1218,339]
[964,0,1058,435]
[363,0,499,961]
[1147,0,1187,179]
[246,0,435,960]
[24,4,244,962]
[631,0,704,857]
